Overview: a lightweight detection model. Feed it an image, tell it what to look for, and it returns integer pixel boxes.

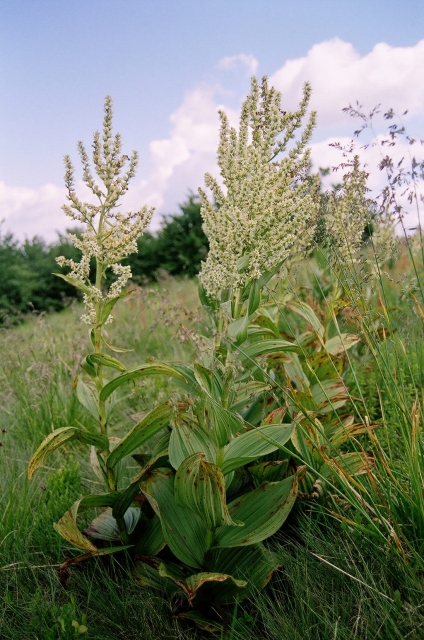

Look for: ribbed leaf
[205,544,280,603]
[227,314,249,345]
[324,452,374,477]
[134,515,166,556]
[169,419,217,470]
[249,460,290,486]
[247,279,261,316]
[240,339,300,363]
[99,291,129,325]
[311,379,349,414]
[132,558,182,594]
[141,468,209,568]
[76,430,109,449]
[213,472,300,548]
[81,357,97,378]
[107,403,173,468]
[194,362,244,445]
[175,453,241,528]
[159,564,247,606]
[100,363,186,402]
[76,378,99,419]
[324,333,361,356]
[84,507,140,541]
[87,353,126,372]
[28,427,77,479]
[112,447,169,519]
[329,420,379,448]
[54,499,97,552]
[286,301,324,337]
[221,424,294,474]
[53,273,91,295]
[28,427,108,479]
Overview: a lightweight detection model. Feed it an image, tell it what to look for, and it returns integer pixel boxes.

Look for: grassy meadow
[1,244,424,639]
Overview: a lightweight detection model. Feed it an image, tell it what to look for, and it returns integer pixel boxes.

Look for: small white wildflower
[199,77,319,299]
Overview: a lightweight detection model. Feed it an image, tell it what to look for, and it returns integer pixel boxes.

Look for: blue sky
[1,0,423,239]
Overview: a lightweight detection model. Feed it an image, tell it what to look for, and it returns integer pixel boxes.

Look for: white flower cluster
[199,77,319,299]
[56,96,153,324]
[325,156,372,265]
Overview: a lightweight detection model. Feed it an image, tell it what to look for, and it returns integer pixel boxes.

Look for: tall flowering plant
[29,81,347,623]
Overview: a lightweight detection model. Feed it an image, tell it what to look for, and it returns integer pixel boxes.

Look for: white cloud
[0,181,67,241]
[218,53,259,76]
[270,38,424,128]
[3,40,424,241]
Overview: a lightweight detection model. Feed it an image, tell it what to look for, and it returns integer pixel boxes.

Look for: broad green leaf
[84,507,140,541]
[254,313,280,338]
[286,300,324,338]
[283,353,310,389]
[99,363,186,402]
[193,364,245,445]
[324,452,374,477]
[53,273,91,295]
[205,543,280,603]
[249,459,290,486]
[307,351,343,381]
[206,399,244,447]
[158,564,247,606]
[132,558,182,595]
[324,333,361,356]
[176,612,223,634]
[76,378,99,419]
[112,447,169,519]
[236,253,251,272]
[247,279,261,316]
[221,424,294,474]
[87,353,126,372]
[329,420,379,448]
[257,260,283,289]
[79,492,120,509]
[54,499,98,552]
[141,468,208,568]
[169,419,217,470]
[175,453,241,528]
[81,357,97,379]
[106,403,173,468]
[101,335,133,353]
[99,292,130,325]
[193,362,213,395]
[311,379,349,413]
[230,380,272,413]
[246,325,276,338]
[227,314,249,345]
[28,427,77,479]
[28,427,108,479]
[76,429,109,450]
[134,515,166,556]
[213,472,300,548]
[240,339,300,364]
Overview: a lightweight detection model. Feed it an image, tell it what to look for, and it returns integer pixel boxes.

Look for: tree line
[0,194,208,324]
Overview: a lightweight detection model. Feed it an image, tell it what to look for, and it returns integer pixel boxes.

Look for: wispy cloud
[218,53,259,76]
[270,38,424,128]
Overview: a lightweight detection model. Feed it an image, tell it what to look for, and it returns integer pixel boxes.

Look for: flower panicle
[199,76,319,299]
[56,96,153,324]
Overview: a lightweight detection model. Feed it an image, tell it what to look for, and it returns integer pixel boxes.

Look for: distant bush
[125,193,208,281]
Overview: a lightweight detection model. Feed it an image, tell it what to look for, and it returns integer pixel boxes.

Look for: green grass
[2,269,424,639]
